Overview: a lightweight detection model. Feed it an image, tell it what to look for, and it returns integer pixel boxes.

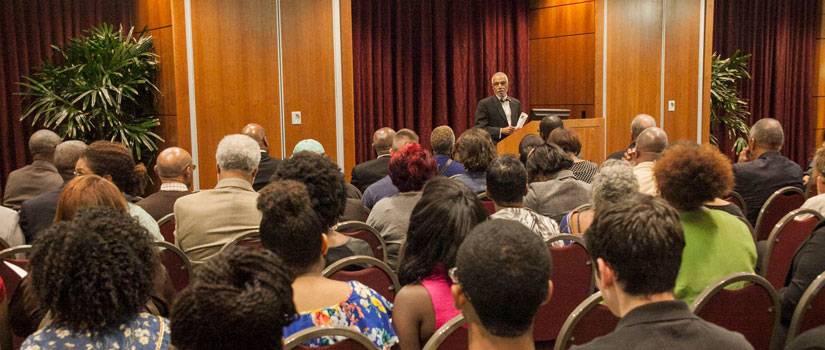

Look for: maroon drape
[713,0,820,165]
[0,0,133,189]
[352,0,530,163]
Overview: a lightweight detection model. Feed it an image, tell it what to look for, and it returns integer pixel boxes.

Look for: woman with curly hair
[524,143,591,222]
[452,128,496,193]
[654,143,756,305]
[21,207,168,349]
[393,177,488,349]
[260,180,397,350]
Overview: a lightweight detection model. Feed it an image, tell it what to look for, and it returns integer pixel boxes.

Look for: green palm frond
[710,50,751,155]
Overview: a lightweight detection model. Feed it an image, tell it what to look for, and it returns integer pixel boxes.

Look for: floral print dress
[21,313,169,350]
[283,281,398,350]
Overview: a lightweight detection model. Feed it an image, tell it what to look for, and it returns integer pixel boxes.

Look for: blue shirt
[362,176,399,210]
[434,155,466,177]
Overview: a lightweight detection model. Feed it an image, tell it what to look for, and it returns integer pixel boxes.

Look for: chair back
[724,191,748,219]
[554,292,619,350]
[565,204,592,235]
[690,272,779,350]
[334,221,388,262]
[480,200,496,216]
[322,256,400,302]
[786,271,825,346]
[755,187,805,241]
[533,235,593,342]
[284,326,380,350]
[157,213,176,243]
[759,209,823,289]
[0,245,32,300]
[152,241,192,294]
[219,230,263,254]
[421,315,467,350]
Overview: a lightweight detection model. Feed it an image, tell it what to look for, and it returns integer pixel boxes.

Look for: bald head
[750,118,784,151]
[635,127,669,154]
[392,128,420,152]
[29,129,62,159]
[54,140,87,180]
[241,123,268,149]
[156,147,194,182]
[630,114,657,141]
[373,127,396,155]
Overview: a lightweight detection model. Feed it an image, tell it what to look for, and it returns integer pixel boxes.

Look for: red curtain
[0,0,133,189]
[352,0,530,162]
[713,0,820,165]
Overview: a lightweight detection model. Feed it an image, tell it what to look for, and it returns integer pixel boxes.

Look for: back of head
[373,127,396,155]
[28,129,62,158]
[526,143,573,182]
[82,141,139,194]
[430,125,456,156]
[156,147,193,179]
[585,194,684,296]
[549,128,582,156]
[55,175,128,222]
[750,118,784,151]
[392,128,420,151]
[171,247,296,350]
[30,207,156,332]
[456,219,551,337]
[455,128,496,173]
[54,140,88,178]
[216,134,261,174]
[635,127,668,154]
[630,114,656,141]
[518,134,544,164]
[813,144,825,178]
[539,116,564,141]
[591,160,638,213]
[486,155,528,205]
[388,143,436,192]
[241,123,267,149]
[398,177,487,285]
[258,180,324,274]
[654,143,733,211]
[272,151,346,229]
[292,139,325,156]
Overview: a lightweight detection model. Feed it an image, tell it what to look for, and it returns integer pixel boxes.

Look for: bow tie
[499,97,510,103]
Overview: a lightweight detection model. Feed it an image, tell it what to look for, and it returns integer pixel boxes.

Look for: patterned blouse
[21,313,169,350]
[571,160,598,184]
[283,281,398,350]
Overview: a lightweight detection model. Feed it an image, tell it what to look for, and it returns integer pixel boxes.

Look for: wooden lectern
[495,119,606,162]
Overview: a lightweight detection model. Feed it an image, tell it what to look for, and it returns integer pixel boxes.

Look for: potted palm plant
[710,50,751,155]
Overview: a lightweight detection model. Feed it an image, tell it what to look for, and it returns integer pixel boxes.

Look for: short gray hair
[54,140,87,173]
[592,160,639,213]
[215,134,261,173]
[29,129,62,156]
[750,118,784,150]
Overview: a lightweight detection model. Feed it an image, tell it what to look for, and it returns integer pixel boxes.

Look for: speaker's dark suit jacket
[474,95,522,142]
[732,151,804,225]
[253,152,281,191]
[350,155,391,193]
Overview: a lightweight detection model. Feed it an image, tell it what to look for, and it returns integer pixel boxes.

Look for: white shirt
[160,182,189,192]
[634,161,659,196]
[499,96,513,139]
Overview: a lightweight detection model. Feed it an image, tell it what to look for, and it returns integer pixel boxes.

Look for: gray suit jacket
[2,160,63,209]
[524,170,592,222]
[474,95,522,142]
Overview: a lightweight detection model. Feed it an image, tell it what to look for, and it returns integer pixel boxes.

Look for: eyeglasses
[448,267,460,285]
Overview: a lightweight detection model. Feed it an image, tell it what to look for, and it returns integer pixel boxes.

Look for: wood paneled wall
[814,2,825,147]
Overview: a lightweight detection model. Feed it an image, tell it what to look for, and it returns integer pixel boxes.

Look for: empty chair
[157,213,176,243]
[755,187,805,241]
[334,221,388,262]
[724,191,748,219]
[421,315,467,350]
[690,272,779,350]
[786,271,825,346]
[152,241,192,294]
[284,326,380,350]
[323,255,400,302]
[554,292,619,350]
[759,209,823,289]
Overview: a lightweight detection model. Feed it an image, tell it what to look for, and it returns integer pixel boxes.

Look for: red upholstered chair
[422,315,467,350]
[754,187,805,241]
[480,200,496,216]
[724,191,748,220]
[554,292,619,350]
[323,256,400,302]
[533,235,593,343]
[786,271,825,346]
[690,273,779,350]
[284,326,380,350]
[152,241,192,295]
[334,221,388,262]
[156,213,176,243]
[759,209,823,289]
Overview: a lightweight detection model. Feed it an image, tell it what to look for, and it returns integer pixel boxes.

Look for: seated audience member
[54,175,129,221]
[539,115,564,142]
[0,206,23,247]
[241,123,281,191]
[170,247,296,350]
[629,127,668,195]
[486,155,560,241]
[74,141,161,241]
[430,125,466,177]
[292,138,325,155]
[606,113,656,161]
[524,143,591,222]
[560,160,638,235]
[518,134,544,165]
[654,143,757,305]
[786,325,825,350]
[352,127,396,192]
[271,152,371,264]
[174,135,261,260]
[550,128,598,183]
[137,147,194,220]
[734,118,804,225]
[801,145,825,214]
[19,140,86,242]
[452,219,553,350]
[3,130,63,209]
[393,177,487,349]
[362,128,419,209]
[367,143,436,268]
[259,180,398,349]
[574,194,752,350]
[21,208,169,350]
[452,128,496,193]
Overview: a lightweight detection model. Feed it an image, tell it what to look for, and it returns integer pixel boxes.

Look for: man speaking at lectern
[474,72,522,142]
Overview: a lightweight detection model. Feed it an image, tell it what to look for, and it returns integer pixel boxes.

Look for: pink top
[420,266,460,329]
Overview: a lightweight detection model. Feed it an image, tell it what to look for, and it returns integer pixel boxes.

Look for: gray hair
[29,129,62,156]
[54,140,88,174]
[630,114,656,141]
[215,134,261,173]
[750,118,784,150]
[592,160,639,213]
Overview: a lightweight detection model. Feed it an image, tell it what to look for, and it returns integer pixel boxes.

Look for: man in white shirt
[474,72,523,142]
[630,127,668,196]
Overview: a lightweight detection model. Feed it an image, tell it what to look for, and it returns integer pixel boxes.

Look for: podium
[496,118,606,162]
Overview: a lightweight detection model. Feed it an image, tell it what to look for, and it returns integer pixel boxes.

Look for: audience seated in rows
[524,143,592,222]
[170,247,296,350]
[430,125,466,177]
[486,155,561,241]
[137,147,194,221]
[654,143,757,305]
[560,160,638,235]
[393,177,487,349]
[518,134,544,164]
[260,179,398,349]
[550,128,598,183]
[539,115,564,142]
[3,130,63,209]
[452,128,496,193]
[366,143,436,269]
[453,219,553,350]
[21,207,170,350]
[242,123,281,192]
[606,113,656,161]
[629,127,668,195]
[801,145,825,215]
[733,118,805,226]
[573,194,752,350]
[271,152,371,265]
[18,140,86,242]
[352,127,396,192]
[174,134,261,260]
[362,128,419,209]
